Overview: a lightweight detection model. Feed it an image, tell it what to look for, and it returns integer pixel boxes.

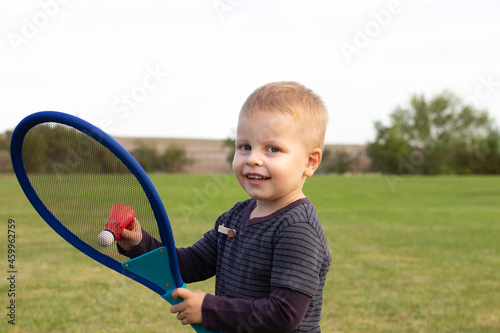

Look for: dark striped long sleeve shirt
[191,198,331,332]
[119,197,331,332]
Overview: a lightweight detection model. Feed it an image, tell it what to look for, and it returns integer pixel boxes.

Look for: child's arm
[116,218,162,258]
[117,220,217,283]
[176,247,216,283]
[169,286,311,332]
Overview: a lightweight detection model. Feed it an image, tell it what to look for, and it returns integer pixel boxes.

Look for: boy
[118,81,331,332]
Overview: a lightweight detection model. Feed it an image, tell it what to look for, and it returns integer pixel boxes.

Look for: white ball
[97,230,115,247]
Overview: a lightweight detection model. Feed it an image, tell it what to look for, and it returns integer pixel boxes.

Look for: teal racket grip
[162,286,222,333]
[123,248,221,333]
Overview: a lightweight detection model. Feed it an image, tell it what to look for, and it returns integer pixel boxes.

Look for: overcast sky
[1,0,499,145]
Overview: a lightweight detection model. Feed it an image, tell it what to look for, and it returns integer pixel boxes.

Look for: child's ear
[304,148,322,177]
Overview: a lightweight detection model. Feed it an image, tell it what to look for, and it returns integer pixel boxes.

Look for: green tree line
[129,140,192,173]
[0,124,192,174]
[2,90,499,175]
[0,130,13,173]
[367,90,500,175]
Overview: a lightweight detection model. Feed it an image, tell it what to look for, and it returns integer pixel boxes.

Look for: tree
[2,124,130,174]
[332,149,355,174]
[367,90,500,174]
[160,144,193,173]
[131,140,161,172]
[223,137,235,170]
[319,148,355,174]
[0,131,13,173]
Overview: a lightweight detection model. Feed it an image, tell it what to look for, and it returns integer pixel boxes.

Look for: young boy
[118,81,331,332]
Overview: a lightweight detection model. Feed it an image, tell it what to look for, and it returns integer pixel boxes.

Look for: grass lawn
[0,174,499,332]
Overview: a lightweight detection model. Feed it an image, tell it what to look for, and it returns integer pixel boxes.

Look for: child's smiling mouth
[245,173,270,182]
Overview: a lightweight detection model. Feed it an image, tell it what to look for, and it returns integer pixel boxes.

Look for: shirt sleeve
[271,221,326,297]
[176,247,216,283]
[117,227,217,283]
[116,228,162,258]
[202,286,311,333]
[174,215,221,282]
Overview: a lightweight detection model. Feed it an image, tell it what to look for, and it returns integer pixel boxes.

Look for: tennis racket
[10,111,218,333]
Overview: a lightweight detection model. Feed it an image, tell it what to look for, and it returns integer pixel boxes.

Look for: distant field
[1,174,499,332]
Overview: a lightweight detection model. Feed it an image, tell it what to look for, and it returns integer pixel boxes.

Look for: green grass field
[1,174,499,332]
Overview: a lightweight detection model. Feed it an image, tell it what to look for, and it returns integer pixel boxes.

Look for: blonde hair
[240,81,329,150]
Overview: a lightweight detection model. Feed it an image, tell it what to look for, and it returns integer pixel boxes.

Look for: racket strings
[23,123,161,262]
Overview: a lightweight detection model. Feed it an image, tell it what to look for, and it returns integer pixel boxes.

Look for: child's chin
[246,191,272,202]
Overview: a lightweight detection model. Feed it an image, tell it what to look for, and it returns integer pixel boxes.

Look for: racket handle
[190,323,216,333]
[162,284,220,333]
[162,286,221,333]
[123,248,221,333]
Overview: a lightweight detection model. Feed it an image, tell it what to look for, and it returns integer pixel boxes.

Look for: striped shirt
[192,197,331,332]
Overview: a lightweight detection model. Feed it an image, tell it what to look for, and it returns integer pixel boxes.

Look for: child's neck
[250,193,306,219]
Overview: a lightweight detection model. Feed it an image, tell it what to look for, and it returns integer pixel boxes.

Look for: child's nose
[246,150,263,166]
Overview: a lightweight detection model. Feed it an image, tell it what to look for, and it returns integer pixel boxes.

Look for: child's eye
[267,146,280,153]
[240,144,251,151]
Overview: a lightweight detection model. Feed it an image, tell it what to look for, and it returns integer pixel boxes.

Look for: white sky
[1,0,499,145]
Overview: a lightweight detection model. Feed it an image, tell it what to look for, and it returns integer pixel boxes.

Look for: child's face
[233,110,318,212]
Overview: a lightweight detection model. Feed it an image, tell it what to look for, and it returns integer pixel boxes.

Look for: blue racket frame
[10,111,183,295]
[12,111,219,333]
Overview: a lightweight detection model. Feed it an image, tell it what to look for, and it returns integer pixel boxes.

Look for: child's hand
[116,218,142,251]
[170,288,207,325]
